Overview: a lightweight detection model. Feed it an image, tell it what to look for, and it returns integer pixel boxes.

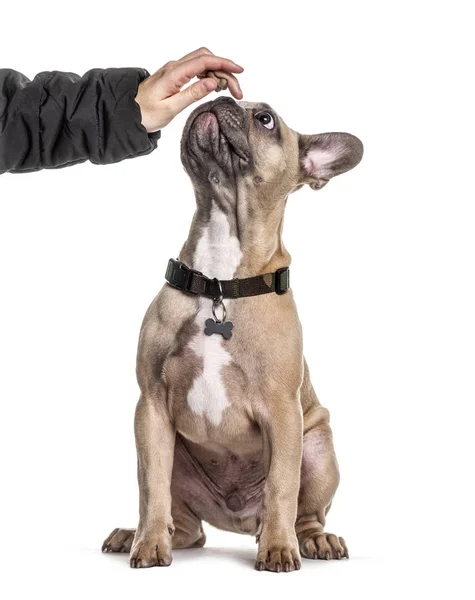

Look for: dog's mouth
[190,111,250,162]
[182,99,252,174]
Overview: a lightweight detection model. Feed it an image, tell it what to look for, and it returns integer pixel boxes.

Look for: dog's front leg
[255,393,303,573]
[130,386,176,568]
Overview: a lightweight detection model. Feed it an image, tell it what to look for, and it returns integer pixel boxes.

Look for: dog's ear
[298,132,363,190]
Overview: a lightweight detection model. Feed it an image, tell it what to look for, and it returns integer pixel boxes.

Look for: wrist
[136,84,159,133]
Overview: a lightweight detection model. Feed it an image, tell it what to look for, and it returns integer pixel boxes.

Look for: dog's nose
[212,96,237,107]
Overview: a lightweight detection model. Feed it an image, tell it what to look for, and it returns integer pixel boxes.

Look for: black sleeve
[0,68,161,175]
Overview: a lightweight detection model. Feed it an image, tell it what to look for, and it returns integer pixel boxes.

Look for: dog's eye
[256,112,275,130]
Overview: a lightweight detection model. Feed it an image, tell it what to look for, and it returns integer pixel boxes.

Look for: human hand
[135,48,244,133]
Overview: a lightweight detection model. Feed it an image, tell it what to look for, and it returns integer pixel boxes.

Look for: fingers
[164,77,218,115]
[198,71,228,92]
[207,69,243,99]
[139,50,244,130]
[176,46,213,63]
[162,55,243,95]
[175,51,242,96]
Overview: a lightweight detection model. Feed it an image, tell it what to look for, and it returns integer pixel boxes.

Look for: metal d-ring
[212,278,226,323]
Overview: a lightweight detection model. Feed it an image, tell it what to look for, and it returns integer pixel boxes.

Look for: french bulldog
[102,96,363,572]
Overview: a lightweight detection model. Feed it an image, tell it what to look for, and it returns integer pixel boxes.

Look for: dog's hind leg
[296,361,349,560]
[169,501,206,549]
[102,528,135,553]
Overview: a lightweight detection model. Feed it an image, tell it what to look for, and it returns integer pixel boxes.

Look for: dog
[102,96,363,572]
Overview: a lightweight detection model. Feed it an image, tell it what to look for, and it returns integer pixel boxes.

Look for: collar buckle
[274,267,290,295]
[166,258,203,293]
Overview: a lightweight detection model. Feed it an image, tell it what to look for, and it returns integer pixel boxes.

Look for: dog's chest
[185,203,242,427]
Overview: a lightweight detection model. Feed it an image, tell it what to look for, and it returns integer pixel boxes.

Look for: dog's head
[181,96,363,204]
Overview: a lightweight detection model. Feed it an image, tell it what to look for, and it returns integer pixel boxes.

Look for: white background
[1,1,474,598]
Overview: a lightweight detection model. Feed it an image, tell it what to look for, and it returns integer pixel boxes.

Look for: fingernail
[203,79,216,91]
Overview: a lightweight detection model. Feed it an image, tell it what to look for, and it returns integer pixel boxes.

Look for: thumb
[167,77,218,115]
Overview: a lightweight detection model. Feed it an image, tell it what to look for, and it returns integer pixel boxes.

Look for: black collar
[165,258,290,299]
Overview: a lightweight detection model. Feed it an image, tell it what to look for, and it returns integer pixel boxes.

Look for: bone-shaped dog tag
[204,318,233,339]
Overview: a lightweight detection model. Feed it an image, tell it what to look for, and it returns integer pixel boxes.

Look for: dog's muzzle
[182,97,252,173]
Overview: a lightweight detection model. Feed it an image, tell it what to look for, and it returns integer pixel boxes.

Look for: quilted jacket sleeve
[0,68,161,174]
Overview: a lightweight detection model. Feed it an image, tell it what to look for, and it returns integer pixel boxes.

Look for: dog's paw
[129,535,172,568]
[102,528,136,553]
[299,531,349,560]
[255,534,301,573]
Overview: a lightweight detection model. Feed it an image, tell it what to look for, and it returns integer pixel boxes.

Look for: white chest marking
[186,203,242,426]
